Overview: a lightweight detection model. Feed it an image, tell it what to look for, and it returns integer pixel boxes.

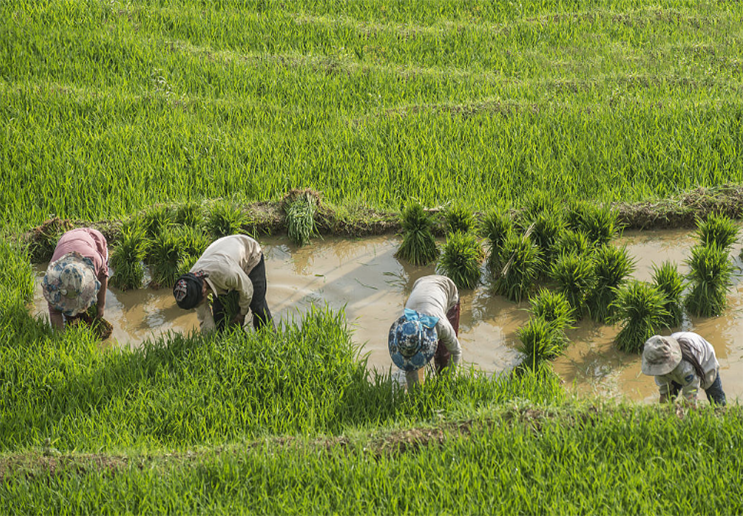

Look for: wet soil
[31,228,743,404]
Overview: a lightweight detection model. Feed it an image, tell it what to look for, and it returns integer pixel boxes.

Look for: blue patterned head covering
[42,252,100,317]
[388,309,439,372]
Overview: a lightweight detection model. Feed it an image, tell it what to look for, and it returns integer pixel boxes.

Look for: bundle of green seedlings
[685,243,734,317]
[444,203,476,235]
[527,211,567,274]
[586,245,635,323]
[549,251,597,319]
[553,229,591,257]
[109,224,148,290]
[517,289,575,370]
[205,201,250,239]
[651,261,686,328]
[395,202,439,265]
[139,205,175,239]
[174,201,203,228]
[696,212,739,250]
[493,234,542,302]
[437,230,484,290]
[480,207,513,276]
[566,201,618,247]
[284,190,318,246]
[610,280,669,353]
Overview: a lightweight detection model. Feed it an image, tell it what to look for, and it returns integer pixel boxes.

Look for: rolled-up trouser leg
[248,253,273,331]
[434,300,460,374]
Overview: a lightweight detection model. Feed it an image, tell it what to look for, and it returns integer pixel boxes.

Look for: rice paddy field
[3,0,743,513]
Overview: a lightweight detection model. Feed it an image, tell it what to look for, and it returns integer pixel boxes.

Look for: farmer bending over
[42,228,109,331]
[388,275,462,389]
[642,332,726,407]
[172,234,273,333]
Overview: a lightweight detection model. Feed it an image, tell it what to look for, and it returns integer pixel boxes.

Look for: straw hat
[641,335,682,376]
[388,311,439,372]
[42,252,100,317]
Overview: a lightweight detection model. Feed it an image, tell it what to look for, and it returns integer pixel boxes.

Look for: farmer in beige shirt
[172,235,273,333]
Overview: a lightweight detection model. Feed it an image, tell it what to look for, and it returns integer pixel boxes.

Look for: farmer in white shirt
[172,235,273,333]
[388,275,462,388]
[641,332,726,406]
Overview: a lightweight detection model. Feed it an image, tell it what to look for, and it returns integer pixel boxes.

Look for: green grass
[3,1,743,230]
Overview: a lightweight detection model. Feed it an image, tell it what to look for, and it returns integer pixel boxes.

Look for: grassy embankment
[3,0,743,513]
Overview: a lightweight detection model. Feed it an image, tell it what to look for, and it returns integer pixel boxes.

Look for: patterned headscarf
[388,309,439,372]
[42,252,101,317]
[173,271,207,309]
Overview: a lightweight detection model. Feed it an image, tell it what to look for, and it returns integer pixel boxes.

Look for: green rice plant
[480,208,513,276]
[174,226,210,258]
[528,211,567,270]
[493,234,542,302]
[549,253,597,318]
[586,245,636,323]
[205,201,249,238]
[685,244,734,317]
[396,202,439,266]
[651,261,686,328]
[553,230,591,258]
[528,288,575,332]
[437,232,484,290]
[285,192,318,246]
[148,229,182,289]
[445,204,476,235]
[140,206,175,238]
[696,213,739,251]
[517,316,565,370]
[610,280,669,354]
[517,191,557,230]
[109,225,147,291]
[174,202,203,228]
[566,202,617,246]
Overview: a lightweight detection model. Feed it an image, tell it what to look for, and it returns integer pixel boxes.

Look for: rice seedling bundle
[174,226,210,258]
[566,202,618,246]
[695,213,739,251]
[518,192,557,230]
[553,230,591,258]
[205,202,249,238]
[109,225,147,291]
[685,243,734,317]
[437,232,484,290]
[285,192,317,246]
[480,208,513,275]
[586,245,635,323]
[174,202,203,228]
[396,202,439,266]
[549,253,597,317]
[140,206,175,239]
[651,261,686,328]
[493,234,542,302]
[528,288,575,332]
[610,280,669,354]
[445,204,476,235]
[148,229,183,289]
[528,211,567,271]
[517,316,565,370]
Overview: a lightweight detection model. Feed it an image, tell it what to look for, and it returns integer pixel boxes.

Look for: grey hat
[641,335,682,376]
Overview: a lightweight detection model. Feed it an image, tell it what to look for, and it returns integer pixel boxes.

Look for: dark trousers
[434,301,460,374]
[212,253,273,332]
[670,372,726,406]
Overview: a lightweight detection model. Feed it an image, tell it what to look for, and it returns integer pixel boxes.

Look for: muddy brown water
[31,229,743,404]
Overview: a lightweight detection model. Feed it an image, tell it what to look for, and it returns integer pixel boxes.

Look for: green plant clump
[651,261,686,328]
[437,232,484,290]
[174,202,203,228]
[696,213,739,251]
[610,280,669,354]
[549,253,597,318]
[445,204,476,235]
[481,208,513,276]
[529,288,575,332]
[205,202,249,238]
[147,229,183,289]
[493,235,542,302]
[566,202,618,247]
[140,206,174,238]
[517,316,565,370]
[685,244,734,317]
[553,230,592,258]
[109,225,148,291]
[396,202,439,266]
[285,193,318,246]
[586,245,635,323]
[528,211,567,271]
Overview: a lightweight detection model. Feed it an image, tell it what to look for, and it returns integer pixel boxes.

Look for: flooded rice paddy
[31,229,743,404]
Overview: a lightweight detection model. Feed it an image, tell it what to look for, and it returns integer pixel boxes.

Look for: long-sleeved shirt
[404,275,462,365]
[48,228,109,318]
[190,235,262,332]
[655,331,720,403]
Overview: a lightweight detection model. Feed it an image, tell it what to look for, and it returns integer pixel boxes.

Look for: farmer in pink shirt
[42,228,109,331]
